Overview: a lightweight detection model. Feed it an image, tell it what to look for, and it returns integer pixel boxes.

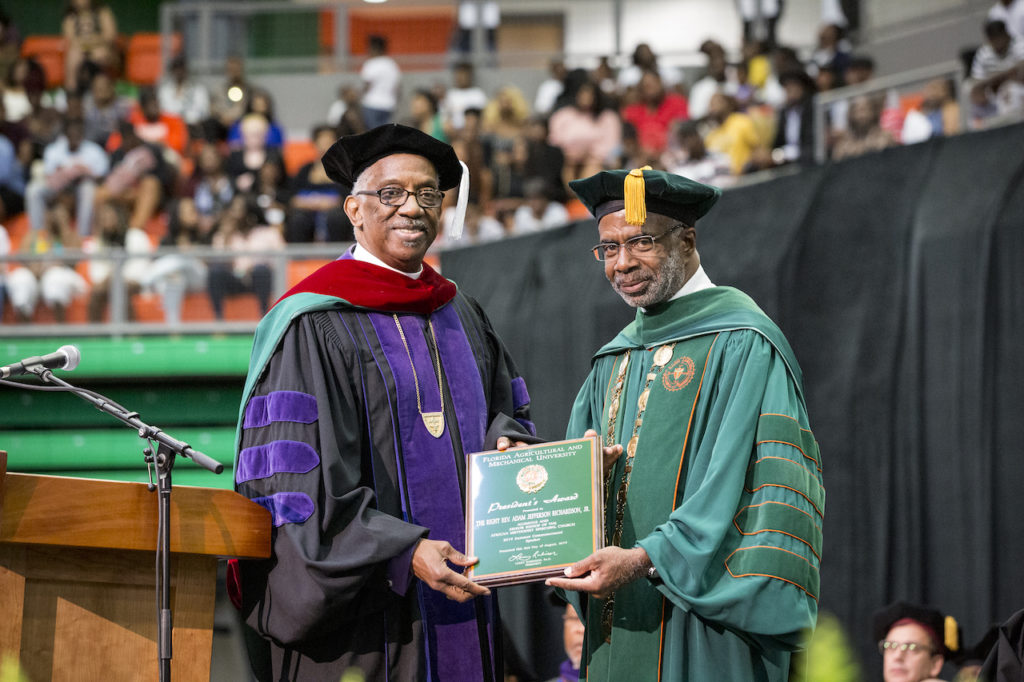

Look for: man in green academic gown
[547,167,824,681]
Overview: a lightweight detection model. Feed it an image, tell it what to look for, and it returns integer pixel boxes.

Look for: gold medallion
[637,389,649,411]
[617,355,630,376]
[627,435,639,458]
[516,464,549,493]
[421,412,445,438]
[653,345,674,367]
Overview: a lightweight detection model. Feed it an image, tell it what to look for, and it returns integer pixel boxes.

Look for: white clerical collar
[351,244,423,279]
[640,265,715,313]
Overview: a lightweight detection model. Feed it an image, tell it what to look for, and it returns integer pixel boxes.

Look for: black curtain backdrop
[441,122,1024,681]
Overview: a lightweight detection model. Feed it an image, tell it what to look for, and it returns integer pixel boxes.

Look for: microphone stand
[29,366,223,682]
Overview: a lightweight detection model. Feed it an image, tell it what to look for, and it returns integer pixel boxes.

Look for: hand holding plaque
[465,436,605,586]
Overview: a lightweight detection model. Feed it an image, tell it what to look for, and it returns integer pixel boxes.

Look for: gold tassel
[624,166,652,226]
[944,615,959,652]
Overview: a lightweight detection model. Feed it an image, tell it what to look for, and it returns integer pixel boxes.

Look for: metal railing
[0,244,354,339]
[812,60,967,164]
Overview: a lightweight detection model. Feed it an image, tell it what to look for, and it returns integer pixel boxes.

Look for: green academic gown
[565,286,824,682]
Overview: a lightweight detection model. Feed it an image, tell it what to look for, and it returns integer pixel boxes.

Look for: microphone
[0,345,81,379]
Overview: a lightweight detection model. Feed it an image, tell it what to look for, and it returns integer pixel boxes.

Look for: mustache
[390,220,429,231]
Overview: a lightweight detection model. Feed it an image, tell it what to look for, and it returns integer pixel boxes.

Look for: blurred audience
[207,194,282,319]
[661,119,734,187]
[0,130,23,220]
[326,84,366,136]
[227,88,284,149]
[621,70,689,161]
[547,77,621,185]
[85,199,151,322]
[210,55,252,140]
[443,61,489,132]
[142,197,208,325]
[407,89,447,142]
[6,204,87,322]
[82,71,131,146]
[969,19,1024,122]
[832,94,896,160]
[511,177,569,234]
[901,78,962,144]
[287,124,352,243]
[157,56,211,140]
[704,92,763,174]
[534,58,567,115]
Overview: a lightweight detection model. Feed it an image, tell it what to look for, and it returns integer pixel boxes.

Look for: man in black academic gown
[229,124,537,681]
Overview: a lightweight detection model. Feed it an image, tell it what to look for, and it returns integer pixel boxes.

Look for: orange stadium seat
[287,259,332,288]
[21,36,65,89]
[5,212,30,251]
[283,139,319,177]
[126,32,182,86]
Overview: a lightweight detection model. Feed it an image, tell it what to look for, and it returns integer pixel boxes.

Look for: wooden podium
[0,451,271,681]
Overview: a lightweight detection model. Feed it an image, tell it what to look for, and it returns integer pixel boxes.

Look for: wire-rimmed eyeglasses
[591,224,684,261]
[354,186,445,209]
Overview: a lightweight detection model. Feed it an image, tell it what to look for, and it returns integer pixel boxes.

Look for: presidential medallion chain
[601,342,675,642]
[603,352,630,490]
[393,314,445,438]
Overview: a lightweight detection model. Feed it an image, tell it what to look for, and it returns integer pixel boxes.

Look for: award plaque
[465,436,604,586]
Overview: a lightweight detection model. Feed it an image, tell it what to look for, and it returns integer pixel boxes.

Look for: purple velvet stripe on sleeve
[235,440,320,484]
[251,492,315,527]
[517,418,537,436]
[243,390,318,429]
[386,541,419,596]
[510,376,530,411]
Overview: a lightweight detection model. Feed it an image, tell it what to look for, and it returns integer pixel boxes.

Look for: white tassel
[449,160,470,242]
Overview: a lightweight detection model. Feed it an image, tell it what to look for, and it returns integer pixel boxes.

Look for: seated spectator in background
[989,0,1024,41]
[210,55,252,140]
[449,107,493,206]
[688,40,736,121]
[661,119,734,187]
[443,61,489,132]
[207,194,283,319]
[621,69,689,162]
[810,23,852,80]
[515,115,566,202]
[26,117,109,236]
[109,86,188,157]
[83,71,131,146]
[227,88,284,149]
[742,38,772,91]
[511,177,569,234]
[407,89,447,142]
[437,201,505,246]
[360,35,401,129]
[85,200,151,322]
[969,19,1024,121]
[141,197,208,325]
[593,56,619,99]
[703,92,763,174]
[62,0,117,93]
[226,114,283,194]
[187,142,234,241]
[95,121,171,232]
[873,601,958,682]
[0,132,24,220]
[832,94,896,160]
[545,598,585,682]
[482,85,531,198]
[6,204,87,322]
[158,56,211,141]
[769,69,817,166]
[253,156,290,210]
[4,57,36,123]
[548,78,621,185]
[830,54,878,136]
[902,78,962,144]
[287,124,351,243]
[534,58,567,115]
[326,84,366,136]
[617,42,682,94]
[757,44,804,108]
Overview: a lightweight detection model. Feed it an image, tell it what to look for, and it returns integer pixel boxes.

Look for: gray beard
[611,249,687,308]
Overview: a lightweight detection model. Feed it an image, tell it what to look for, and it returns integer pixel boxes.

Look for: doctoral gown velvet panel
[233,270,534,682]
[565,287,824,682]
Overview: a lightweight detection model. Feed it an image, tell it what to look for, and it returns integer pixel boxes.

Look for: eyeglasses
[878,640,934,655]
[354,186,445,209]
[591,224,684,261]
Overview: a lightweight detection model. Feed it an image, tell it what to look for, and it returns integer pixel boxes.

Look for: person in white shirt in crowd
[534,58,568,115]
[157,56,211,139]
[661,120,734,188]
[360,35,401,130]
[511,177,569,234]
[25,116,109,237]
[688,40,737,121]
[969,19,1024,121]
[85,199,152,323]
[442,61,488,133]
[989,0,1024,41]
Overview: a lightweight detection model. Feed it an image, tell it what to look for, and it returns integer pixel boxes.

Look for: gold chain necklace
[601,342,675,642]
[393,314,445,438]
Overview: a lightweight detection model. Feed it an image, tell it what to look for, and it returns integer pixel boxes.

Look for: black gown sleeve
[237,312,428,646]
